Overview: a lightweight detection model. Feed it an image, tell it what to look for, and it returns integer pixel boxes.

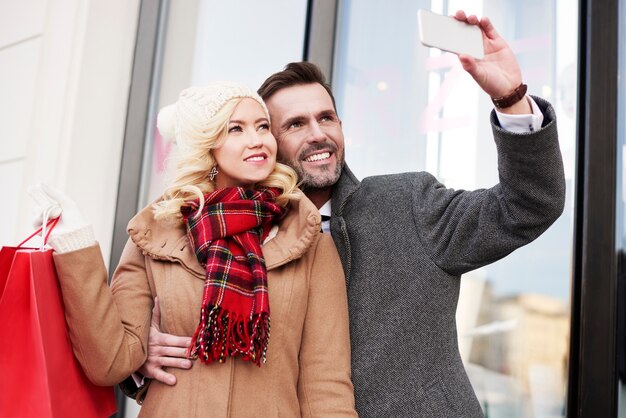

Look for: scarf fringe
[186,305,270,367]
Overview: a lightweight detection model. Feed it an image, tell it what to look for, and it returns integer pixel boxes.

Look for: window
[332,1,578,415]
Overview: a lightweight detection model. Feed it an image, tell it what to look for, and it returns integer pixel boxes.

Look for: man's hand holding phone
[419,9,532,114]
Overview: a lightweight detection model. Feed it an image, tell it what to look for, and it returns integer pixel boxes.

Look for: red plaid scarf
[181,187,286,366]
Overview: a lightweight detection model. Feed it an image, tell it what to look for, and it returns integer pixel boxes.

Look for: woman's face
[212,98,277,189]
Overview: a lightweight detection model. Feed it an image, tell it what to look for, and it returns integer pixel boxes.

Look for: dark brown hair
[257,62,337,111]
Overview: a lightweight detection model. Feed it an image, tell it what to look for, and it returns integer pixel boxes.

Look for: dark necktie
[320,215,331,233]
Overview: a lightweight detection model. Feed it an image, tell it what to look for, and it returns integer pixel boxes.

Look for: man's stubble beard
[280,149,345,191]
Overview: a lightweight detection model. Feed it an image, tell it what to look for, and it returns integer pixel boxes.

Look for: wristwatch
[491,83,528,109]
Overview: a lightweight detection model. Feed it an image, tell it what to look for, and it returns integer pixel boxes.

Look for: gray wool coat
[329,97,565,418]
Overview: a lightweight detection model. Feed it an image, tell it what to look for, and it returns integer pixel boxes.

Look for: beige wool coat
[53,195,357,417]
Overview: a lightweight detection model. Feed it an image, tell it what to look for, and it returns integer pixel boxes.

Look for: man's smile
[304,151,332,163]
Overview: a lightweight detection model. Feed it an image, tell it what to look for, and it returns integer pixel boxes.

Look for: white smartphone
[417,9,484,59]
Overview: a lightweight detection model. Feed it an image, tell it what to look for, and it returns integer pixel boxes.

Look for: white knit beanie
[156,82,269,146]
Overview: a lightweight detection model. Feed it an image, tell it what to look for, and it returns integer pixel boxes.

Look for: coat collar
[331,164,360,217]
[127,193,321,279]
[327,164,359,285]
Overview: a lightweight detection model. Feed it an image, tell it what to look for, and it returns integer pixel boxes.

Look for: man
[126,12,565,417]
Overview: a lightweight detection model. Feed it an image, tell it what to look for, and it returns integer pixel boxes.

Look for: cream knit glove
[28,183,96,253]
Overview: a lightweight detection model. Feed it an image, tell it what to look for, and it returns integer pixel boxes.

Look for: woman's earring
[209,166,218,181]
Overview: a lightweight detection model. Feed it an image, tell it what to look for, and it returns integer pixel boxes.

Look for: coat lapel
[263,196,321,270]
[127,205,205,279]
[330,165,360,285]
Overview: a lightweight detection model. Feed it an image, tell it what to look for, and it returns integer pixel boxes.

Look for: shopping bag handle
[17,217,60,250]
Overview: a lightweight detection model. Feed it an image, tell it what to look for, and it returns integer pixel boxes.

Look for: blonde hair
[153,95,300,222]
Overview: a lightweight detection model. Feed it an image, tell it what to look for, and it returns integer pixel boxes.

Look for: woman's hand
[28,183,95,252]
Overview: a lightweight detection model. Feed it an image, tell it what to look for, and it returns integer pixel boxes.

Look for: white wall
[0,0,140,267]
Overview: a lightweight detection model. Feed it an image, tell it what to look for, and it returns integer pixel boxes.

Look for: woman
[36,82,357,417]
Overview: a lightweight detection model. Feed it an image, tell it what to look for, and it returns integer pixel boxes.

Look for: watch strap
[491,83,528,109]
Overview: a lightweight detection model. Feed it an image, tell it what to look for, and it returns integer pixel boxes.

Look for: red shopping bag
[0,220,117,417]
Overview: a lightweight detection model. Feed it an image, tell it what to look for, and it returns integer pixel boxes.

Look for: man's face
[265,83,344,190]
